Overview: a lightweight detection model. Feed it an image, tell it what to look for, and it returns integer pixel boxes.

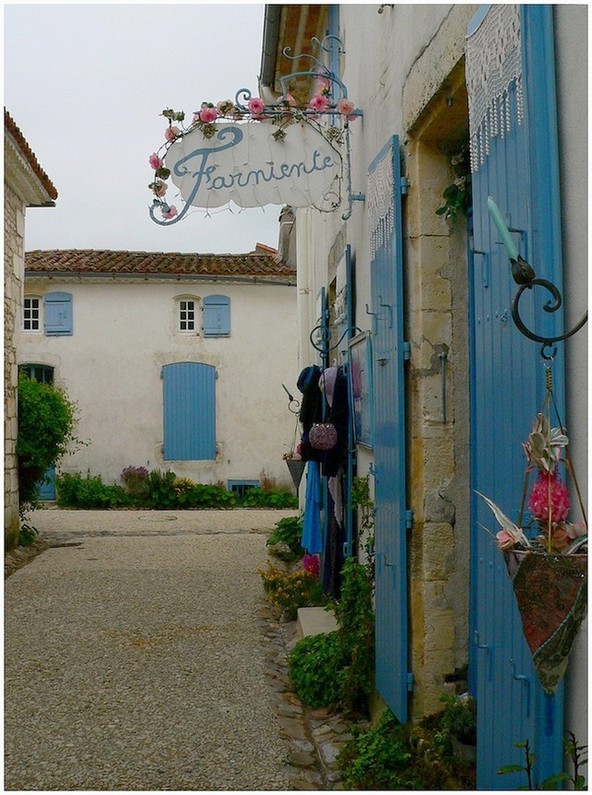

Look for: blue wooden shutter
[44,292,72,336]
[203,295,230,337]
[369,136,409,722]
[467,6,565,789]
[162,362,216,460]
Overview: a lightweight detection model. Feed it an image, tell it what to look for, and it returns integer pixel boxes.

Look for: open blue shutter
[162,362,216,460]
[44,292,72,336]
[369,136,409,722]
[468,6,565,789]
[203,295,230,337]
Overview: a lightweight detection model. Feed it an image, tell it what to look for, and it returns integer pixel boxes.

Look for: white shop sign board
[165,122,342,210]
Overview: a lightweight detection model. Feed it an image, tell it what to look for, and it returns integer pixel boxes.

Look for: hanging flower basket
[478,377,587,695]
[503,548,587,694]
[285,457,306,492]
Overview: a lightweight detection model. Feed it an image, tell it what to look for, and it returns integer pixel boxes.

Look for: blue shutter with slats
[468,5,565,789]
[203,295,230,337]
[369,136,409,723]
[162,362,216,460]
[44,292,72,336]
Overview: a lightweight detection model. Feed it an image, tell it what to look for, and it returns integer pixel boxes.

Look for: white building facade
[18,248,298,493]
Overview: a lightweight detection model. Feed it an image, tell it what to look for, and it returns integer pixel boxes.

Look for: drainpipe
[259,4,282,96]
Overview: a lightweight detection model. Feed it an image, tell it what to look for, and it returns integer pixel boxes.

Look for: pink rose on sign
[162,205,178,220]
[337,98,356,116]
[199,106,218,124]
[151,181,167,198]
[165,126,181,142]
[248,97,266,117]
[149,153,163,170]
[309,93,330,113]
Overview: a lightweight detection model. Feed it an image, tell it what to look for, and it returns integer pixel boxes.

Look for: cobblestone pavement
[5,509,352,790]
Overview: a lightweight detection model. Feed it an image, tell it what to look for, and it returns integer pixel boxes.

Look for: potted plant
[441,694,477,762]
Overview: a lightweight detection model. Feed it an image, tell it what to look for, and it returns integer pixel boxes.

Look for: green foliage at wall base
[55,468,298,511]
[287,557,375,715]
[288,631,343,707]
[338,707,477,790]
[17,374,77,509]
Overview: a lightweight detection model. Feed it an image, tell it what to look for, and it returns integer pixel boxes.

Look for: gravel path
[4,509,299,791]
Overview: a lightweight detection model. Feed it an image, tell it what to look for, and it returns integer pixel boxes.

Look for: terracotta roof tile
[25,248,295,280]
[4,109,58,200]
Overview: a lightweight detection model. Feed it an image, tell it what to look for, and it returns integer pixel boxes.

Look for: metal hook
[510,658,530,717]
[510,263,588,351]
[281,383,300,414]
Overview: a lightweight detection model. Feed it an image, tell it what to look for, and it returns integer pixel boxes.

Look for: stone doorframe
[401,23,474,718]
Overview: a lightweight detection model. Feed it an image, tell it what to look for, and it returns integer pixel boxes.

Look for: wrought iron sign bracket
[277,34,364,221]
[148,35,363,226]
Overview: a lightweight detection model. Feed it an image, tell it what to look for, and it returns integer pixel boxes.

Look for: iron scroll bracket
[309,324,363,355]
[509,255,588,360]
[279,35,364,221]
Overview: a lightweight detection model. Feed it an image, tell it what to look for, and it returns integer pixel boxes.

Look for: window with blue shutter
[369,135,409,723]
[203,294,230,337]
[162,362,216,460]
[467,5,565,789]
[44,292,73,336]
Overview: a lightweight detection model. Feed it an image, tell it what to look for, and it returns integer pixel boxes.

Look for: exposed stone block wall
[403,58,471,718]
[4,183,25,550]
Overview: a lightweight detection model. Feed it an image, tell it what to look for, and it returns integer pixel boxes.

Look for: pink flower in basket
[529,471,570,524]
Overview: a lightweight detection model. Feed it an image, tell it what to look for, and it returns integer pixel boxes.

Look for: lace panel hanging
[466,4,524,172]
[368,145,394,259]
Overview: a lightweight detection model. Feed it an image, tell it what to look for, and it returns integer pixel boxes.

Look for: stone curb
[255,600,355,791]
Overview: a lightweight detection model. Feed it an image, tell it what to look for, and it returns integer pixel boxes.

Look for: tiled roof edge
[4,109,58,200]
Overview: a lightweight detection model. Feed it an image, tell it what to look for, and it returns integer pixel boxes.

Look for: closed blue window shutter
[369,136,408,723]
[203,295,230,337]
[44,292,72,336]
[162,362,216,460]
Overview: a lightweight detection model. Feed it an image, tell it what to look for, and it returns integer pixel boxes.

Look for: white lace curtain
[368,145,394,258]
[466,4,524,172]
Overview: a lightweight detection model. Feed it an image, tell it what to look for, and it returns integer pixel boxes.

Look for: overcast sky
[4,2,284,254]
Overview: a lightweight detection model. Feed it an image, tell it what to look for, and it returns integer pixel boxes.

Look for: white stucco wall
[17,277,298,490]
[290,1,587,734]
[554,2,588,748]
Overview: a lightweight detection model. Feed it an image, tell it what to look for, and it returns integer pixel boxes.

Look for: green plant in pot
[440,693,477,761]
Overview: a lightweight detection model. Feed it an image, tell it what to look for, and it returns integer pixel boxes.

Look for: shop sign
[164,122,342,210]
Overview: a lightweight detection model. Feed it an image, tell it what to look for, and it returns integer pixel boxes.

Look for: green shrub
[338,709,415,790]
[170,478,235,509]
[57,472,131,509]
[283,558,375,716]
[266,515,304,562]
[240,487,298,509]
[145,469,178,508]
[339,706,477,790]
[335,557,375,714]
[288,631,343,707]
[17,374,78,509]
